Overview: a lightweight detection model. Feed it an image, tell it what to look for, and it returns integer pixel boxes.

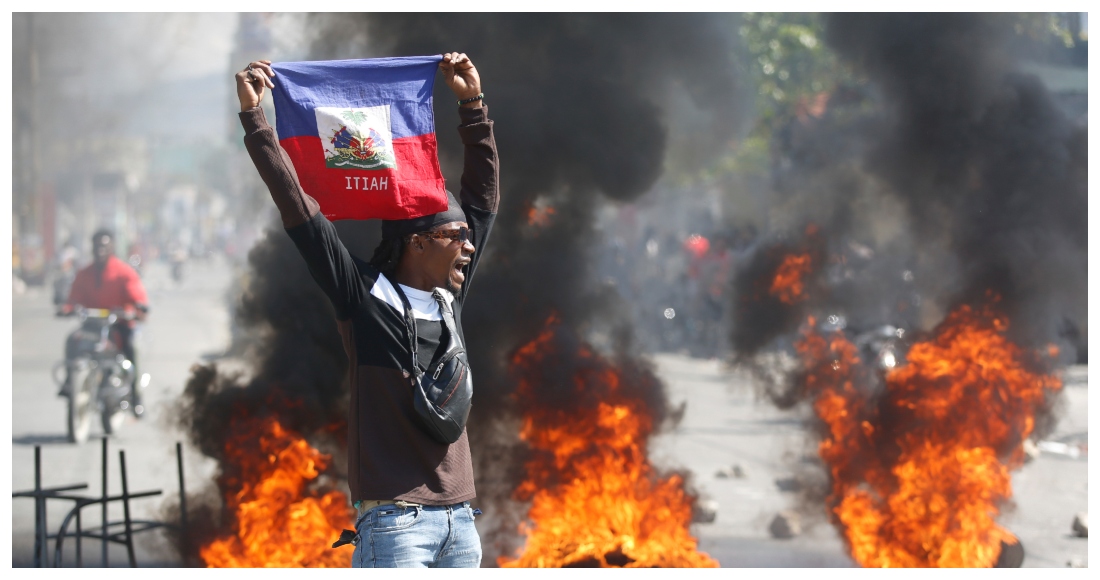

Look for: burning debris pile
[737,229,1065,566]
[199,415,352,567]
[497,316,717,568]
[171,231,354,567]
[795,298,1060,566]
[728,14,1085,568]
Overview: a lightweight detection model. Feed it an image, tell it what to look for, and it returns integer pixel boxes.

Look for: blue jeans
[351,502,482,568]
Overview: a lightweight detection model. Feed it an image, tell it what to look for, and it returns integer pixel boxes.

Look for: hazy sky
[17,14,241,141]
[53,13,239,86]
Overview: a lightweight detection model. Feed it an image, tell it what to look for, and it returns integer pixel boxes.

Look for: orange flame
[769,253,813,304]
[527,205,556,227]
[200,418,354,567]
[795,301,1061,567]
[499,316,717,568]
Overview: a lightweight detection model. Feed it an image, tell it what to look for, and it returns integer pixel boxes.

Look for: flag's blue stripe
[271,55,441,139]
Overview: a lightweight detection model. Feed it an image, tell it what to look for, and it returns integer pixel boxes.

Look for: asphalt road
[10,255,1089,568]
[11,256,234,567]
[650,354,1090,568]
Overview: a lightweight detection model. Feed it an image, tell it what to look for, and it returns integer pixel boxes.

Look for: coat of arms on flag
[317,106,397,170]
[271,56,448,221]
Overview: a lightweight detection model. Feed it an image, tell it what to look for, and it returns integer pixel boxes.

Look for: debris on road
[692,499,719,524]
[1071,512,1088,537]
[768,510,801,539]
[994,538,1024,568]
[774,476,802,492]
[715,464,745,479]
[1022,439,1040,463]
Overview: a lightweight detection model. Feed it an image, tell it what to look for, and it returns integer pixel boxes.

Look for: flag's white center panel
[316,105,397,170]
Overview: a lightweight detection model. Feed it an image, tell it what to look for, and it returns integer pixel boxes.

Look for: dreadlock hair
[369,237,406,277]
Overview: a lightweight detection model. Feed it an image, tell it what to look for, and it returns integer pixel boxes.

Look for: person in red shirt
[60,228,150,413]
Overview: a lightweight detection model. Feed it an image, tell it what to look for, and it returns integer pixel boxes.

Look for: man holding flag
[235,52,497,568]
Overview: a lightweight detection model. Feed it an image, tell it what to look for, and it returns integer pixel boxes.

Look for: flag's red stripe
[281,134,448,221]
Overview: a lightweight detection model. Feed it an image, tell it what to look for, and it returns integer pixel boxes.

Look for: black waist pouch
[395,286,473,444]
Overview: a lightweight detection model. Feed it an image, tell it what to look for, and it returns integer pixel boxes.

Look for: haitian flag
[271,55,448,221]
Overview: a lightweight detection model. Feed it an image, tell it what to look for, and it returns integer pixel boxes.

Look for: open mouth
[452,260,470,282]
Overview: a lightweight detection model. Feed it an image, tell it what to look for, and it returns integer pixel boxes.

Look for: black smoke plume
[826,13,1087,348]
[171,13,748,565]
[732,13,1086,358]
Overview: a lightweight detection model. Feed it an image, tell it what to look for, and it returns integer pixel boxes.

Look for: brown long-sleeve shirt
[239,105,498,505]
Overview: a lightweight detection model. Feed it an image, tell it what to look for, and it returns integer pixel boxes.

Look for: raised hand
[439,52,483,107]
[235,60,276,112]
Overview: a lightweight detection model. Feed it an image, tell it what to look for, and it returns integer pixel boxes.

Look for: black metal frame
[12,437,189,567]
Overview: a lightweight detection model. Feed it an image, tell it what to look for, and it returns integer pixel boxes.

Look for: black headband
[380,190,466,240]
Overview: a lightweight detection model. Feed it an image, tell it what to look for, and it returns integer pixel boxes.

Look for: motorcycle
[53,308,149,444]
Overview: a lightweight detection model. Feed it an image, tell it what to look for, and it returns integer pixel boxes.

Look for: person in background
[60,228,150,416]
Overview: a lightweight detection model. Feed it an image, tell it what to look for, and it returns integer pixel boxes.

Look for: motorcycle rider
[59,228,150,416]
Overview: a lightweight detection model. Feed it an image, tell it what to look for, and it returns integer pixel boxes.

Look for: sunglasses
[415,227,470,244]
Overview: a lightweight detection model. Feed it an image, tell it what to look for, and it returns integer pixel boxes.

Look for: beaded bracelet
[457,93,484,106]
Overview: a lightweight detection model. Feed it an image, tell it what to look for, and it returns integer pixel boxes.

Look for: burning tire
[994,538,1024,568]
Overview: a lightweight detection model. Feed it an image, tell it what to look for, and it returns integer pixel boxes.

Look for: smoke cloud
[730,13,1087,357]
[173,13,750,564]
[827,13,1087,346]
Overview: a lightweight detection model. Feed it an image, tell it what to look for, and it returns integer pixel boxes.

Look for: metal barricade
[12,437,189,567]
